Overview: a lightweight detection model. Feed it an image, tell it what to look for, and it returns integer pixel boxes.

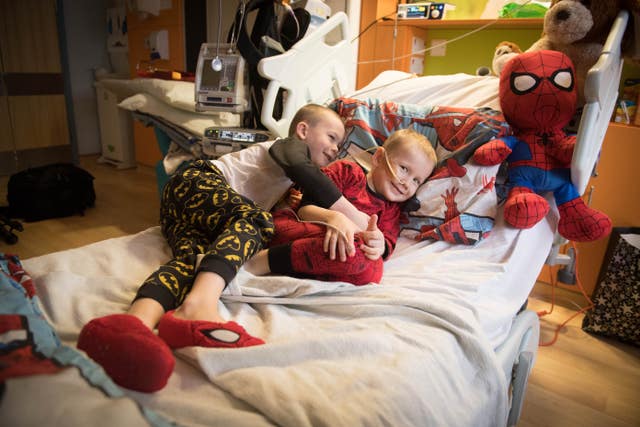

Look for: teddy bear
[472,50,612,242]
[476,41,522,76]
[526,0,640,104]
[492,41,523,76]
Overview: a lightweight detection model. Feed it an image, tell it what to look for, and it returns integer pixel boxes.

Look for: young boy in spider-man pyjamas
[245,128,437,285]
[77,104,371,393]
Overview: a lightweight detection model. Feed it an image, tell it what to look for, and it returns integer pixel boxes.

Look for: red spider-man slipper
[77,314,175,393]
[157,310,265,349]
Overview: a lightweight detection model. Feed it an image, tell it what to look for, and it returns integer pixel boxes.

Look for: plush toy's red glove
[473,139,512,166]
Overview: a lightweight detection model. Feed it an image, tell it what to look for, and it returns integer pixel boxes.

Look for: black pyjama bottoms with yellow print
[134,160,274,311]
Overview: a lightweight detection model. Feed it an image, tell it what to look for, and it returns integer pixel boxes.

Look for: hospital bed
[1,10,632,427]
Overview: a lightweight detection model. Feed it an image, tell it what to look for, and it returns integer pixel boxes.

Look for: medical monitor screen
[406,5,428,18]
[200,55,239,92]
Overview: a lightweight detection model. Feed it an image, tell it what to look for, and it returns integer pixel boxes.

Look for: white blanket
[20,206,554,426]
[181,272,508,427]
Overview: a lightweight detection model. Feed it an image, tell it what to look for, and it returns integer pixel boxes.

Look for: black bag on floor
[6,163,96,222]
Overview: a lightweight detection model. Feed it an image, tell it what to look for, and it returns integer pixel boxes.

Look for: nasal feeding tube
[382,150,406,186]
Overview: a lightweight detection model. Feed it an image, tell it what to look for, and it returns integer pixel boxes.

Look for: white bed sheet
[353,70,501,111]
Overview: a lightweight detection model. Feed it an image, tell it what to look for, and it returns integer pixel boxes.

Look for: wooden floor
[1,156,639,426]
[0,156,160,259]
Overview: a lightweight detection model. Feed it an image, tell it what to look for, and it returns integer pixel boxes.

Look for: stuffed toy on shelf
[492,41,523,76]
[473,50,612,242]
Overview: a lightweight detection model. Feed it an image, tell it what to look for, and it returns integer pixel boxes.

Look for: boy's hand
[285,188,302,210]
[323,211,358,262]
[358,214,385,261]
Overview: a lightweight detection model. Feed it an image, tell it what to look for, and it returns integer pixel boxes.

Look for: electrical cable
[351,10,398,43]
[211,0,223,71]
[538,241,595,347]
[356,0,535,66]
[350,74,417,98]
[227,0,246,51]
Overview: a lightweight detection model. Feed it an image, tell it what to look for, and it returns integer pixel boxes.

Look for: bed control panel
[202,127,272,157]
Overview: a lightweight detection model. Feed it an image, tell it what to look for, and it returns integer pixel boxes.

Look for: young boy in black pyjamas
[77,104,370,392]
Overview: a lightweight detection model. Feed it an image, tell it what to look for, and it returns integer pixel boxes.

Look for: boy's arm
[298,204,359,261]
[270,138,369,229]
[329,196,370,231]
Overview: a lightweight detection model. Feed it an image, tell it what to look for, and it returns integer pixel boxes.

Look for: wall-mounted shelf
[357,15,544,88]
[380,18,543,30]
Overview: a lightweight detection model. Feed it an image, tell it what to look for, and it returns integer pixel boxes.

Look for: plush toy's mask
[500,50,576,132]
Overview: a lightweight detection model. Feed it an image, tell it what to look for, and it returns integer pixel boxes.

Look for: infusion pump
[195,43,250,113]
[201,126,272,157]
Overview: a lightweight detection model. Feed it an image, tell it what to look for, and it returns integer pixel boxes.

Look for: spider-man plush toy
[473,50,611,242]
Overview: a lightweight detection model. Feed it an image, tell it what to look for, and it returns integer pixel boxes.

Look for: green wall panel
[422,28,541,76]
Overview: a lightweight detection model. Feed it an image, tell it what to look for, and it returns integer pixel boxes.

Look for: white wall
[206,0,242,44]
[62,0,110,155]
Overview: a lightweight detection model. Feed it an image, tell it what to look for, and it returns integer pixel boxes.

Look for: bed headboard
[257,12,355,138]
[572,10,629,195]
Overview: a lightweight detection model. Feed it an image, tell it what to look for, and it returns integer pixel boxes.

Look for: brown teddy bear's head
[527,0,639,104]
[543,0,639,55]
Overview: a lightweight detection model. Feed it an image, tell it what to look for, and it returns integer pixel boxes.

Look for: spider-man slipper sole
[157,310,265,349]
[77,314,175,393]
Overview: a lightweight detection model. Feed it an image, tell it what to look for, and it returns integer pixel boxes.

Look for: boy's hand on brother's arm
[358,215,385,261]
[285,188,302,210]
[323,211,359,262]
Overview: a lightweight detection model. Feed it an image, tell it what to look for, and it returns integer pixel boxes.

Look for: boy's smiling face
[369,143,434,203]
[296,112,345,167]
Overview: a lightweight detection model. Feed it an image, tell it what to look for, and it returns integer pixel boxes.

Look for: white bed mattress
[353,70,501,111]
